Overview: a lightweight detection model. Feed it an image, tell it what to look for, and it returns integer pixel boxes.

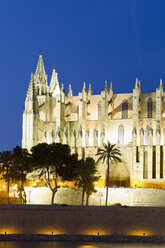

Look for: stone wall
[1,204,165,236]
[24,186,165,206]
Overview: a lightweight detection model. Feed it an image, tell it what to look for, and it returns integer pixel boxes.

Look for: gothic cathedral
[22,54,165,188]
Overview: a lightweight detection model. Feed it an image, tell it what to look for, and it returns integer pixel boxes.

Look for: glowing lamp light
[14,184,17,190]
[134,180,138,187]
[129,229,152,236]
[2,185,5,189]
[85,228,109,235]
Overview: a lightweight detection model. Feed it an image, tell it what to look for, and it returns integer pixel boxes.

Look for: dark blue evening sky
[1,0,165,150]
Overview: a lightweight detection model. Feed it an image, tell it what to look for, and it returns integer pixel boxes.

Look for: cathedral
[22,54,165,189]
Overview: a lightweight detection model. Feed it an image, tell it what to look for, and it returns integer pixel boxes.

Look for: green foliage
[0,150,12,182]
[0,143,101,206]
[110,203,122,206]
[96,142,122,164]
[0,146,31,204]
[96,142,122,206]
[9,146,31,186]
[31,142,78,204]
[0,150,12,203]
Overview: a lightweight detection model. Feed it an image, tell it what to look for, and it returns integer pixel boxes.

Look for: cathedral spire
[34,53,48,95]
[35,53,46,78]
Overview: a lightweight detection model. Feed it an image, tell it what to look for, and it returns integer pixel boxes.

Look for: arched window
[147,98,152,118]
[98,101,101,120]
[122,100,128,119]
[145,125,150,145]
[118,124,124,145]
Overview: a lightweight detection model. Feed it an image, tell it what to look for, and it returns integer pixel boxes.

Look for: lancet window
[147,98,152,118]
[122,100,128,119]
[98,101,101,120]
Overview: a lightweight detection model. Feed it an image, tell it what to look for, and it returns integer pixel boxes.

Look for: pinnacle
[83,82,86,91]
[159,78,163,92]
[35,53,46,77]
[61,83,65,93]
[104,80,108,91]
[27,73,36,100]
[135,77,138,89]
[49,67,59,96]
[88,83,92,95]
[109,82,113,93]
[68,84,73,97]
[110,82,113,90]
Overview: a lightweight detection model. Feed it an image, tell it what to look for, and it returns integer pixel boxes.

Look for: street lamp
[92,195,95,205]
[28,190,32,204]
[98,192,103,205]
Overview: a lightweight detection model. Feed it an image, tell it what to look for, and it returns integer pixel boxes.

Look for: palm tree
[96,142,121,206]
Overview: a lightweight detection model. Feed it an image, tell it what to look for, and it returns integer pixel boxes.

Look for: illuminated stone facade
[22,54,165,188]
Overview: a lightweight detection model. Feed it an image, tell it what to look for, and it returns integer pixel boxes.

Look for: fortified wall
[0,204,165,236]
[24,186,165,206]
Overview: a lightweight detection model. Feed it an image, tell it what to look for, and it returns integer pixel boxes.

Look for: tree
[0,150,12,204]
[96,142,121,206]
[9,146,32,204]
[75,157,99,205]
[31,143,78,205]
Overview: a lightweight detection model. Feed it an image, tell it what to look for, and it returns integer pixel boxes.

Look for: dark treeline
[0,143,99,205]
